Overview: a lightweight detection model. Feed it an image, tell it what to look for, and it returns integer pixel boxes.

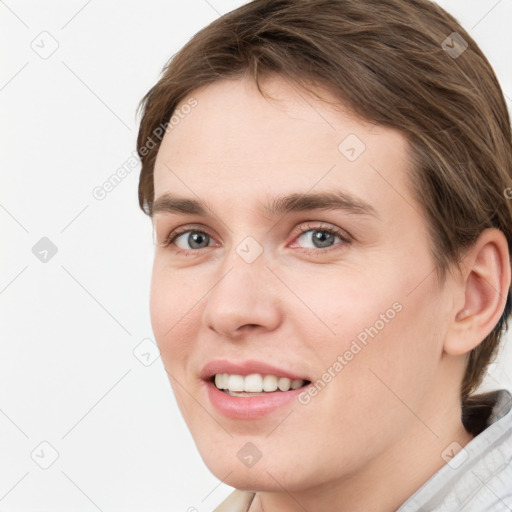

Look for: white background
[1,1,511,510]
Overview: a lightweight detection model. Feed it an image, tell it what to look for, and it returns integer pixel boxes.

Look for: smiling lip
[200,359,311,420]
[204,380,308,419]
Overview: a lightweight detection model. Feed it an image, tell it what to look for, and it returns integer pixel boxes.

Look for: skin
[149,74,510,511]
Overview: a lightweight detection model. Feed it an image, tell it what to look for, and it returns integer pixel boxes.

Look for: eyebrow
[151,190,378,219]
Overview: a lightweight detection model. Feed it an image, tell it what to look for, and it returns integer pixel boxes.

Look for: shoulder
[212,489,256,512]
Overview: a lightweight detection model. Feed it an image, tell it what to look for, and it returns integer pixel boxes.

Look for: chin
[201,451,311,493]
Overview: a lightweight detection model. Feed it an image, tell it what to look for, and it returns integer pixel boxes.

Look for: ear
[444,228,511,356]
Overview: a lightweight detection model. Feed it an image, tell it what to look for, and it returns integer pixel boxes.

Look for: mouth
[203,373,312,420]
[200,359,313,419]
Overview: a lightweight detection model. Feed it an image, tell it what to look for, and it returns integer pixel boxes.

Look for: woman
[136,1,512,510]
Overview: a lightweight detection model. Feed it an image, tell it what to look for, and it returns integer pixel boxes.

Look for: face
[149,75,453,492]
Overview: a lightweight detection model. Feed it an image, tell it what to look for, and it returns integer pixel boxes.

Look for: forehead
[153,75,414,218]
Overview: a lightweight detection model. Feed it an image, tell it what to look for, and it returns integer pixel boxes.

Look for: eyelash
[159,222,352,257]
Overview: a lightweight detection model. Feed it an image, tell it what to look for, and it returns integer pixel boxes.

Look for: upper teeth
[214,373,305,392]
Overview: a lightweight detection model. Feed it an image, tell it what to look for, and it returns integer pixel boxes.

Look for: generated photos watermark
[298,301,403,405]
[92,97,198,201]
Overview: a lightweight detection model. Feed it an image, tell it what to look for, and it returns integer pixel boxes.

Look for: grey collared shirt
[398,389,512,511]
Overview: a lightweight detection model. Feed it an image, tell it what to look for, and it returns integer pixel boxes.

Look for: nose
[201,256,282,339]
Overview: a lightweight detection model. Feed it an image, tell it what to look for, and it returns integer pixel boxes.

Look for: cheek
[300,262,445,415]
[149,269,171,346]
[290,265,403,356]
[323,279,445,431]
[149,265,199,370]
[149,268,204,419]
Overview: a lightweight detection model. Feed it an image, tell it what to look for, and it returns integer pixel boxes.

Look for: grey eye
[175,231,211,249]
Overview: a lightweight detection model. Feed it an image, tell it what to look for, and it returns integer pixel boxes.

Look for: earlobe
[444,228,511,356]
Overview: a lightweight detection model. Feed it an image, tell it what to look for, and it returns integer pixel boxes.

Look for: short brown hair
[136,0,512,430]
